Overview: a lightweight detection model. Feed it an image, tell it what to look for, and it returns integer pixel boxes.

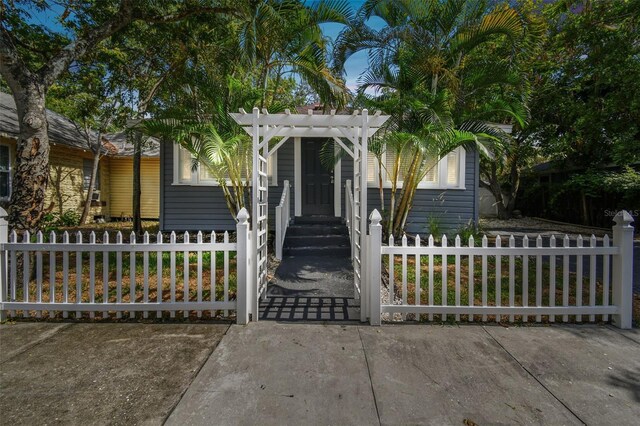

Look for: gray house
[159,106,479,235]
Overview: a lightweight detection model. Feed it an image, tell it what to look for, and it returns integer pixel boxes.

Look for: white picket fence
[367,209,635,329]
[0,208,251,323]
[275,180,290,260]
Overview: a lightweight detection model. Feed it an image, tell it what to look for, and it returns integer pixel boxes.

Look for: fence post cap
[613,210,634,227]
[0,207,7,218]
[237,208,250,224]
[369,209,382,225]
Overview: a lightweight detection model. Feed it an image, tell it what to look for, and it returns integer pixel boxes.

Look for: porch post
[236,208,250,324]
[360,109,369,322]
[251,107,260,321]
[369,209,382,325]
[612,210,634,329]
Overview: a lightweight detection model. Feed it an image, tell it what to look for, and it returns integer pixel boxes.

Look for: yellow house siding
[109,157,160,219]
[0,137,112,220]
[46,144,111,219]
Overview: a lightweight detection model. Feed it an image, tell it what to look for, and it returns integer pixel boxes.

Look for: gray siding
[161,140,478,234]
[340,148,478,234]
[160,140,294,232]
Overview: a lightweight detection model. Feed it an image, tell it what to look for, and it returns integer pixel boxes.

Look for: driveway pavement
[2,322,639,425]
[0,322,230,425]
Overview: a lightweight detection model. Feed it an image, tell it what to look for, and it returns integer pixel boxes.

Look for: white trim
[366,146,466,190]
[294,137,302,216]
[334,143,341,217]
[172,144,278,186]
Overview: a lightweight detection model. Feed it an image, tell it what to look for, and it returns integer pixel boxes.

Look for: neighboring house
[0,92,160,221]
[160,105,480,234]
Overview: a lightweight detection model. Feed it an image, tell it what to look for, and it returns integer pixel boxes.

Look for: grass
[9,250,237,321]
[385,253,618,324]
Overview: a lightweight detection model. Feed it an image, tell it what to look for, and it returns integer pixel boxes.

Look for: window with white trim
[174,145,277,186]
[0,144,10,200]
[367,146,465,189]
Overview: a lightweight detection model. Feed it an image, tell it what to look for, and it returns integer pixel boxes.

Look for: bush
[39,210,82,231]
[58,210,81,227]
[456,221,484,246]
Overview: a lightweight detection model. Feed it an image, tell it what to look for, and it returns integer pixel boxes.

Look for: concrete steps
[283,216,350,257]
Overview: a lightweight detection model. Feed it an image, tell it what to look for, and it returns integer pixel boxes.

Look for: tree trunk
[9,87,50,232]
[79,152,101,225]
[132,131,142,235]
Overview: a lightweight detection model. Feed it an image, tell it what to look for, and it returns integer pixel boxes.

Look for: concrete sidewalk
[168,323,640,426]
[0,322,230,425]
[1,321,638,425]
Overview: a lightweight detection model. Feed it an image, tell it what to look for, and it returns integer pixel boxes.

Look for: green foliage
[426,215,441,238]
[336,0,531,236]
[530,0,640,166]
[565,167,640,202]
[455,221,484,246]
[41,210,82,231]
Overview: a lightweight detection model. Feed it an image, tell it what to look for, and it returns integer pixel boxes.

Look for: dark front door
[302,139,333,216]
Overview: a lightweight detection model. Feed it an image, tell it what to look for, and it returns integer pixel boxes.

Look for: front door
[302,139,333,216]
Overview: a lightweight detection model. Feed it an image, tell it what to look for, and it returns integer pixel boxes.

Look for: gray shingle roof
[103,132,160,157]
[0,91,97,150]
[0,92,159,157]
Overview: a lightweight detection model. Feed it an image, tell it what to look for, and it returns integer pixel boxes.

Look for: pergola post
[229,107,389,323]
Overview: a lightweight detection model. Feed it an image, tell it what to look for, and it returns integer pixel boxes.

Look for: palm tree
[239,0,352,109]
[334,0,533,237]
[146,0,353,221]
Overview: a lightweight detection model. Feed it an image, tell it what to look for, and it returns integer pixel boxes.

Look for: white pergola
[230,107,390,321]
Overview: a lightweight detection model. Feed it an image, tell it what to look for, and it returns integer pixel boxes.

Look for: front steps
[282,216,350,257]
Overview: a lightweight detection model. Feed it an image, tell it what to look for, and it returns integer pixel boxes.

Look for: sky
[24,0,386,92]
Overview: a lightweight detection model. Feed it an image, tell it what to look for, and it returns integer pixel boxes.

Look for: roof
[0,92,158,157]
[0,91,98,151]
[103,132,160,157]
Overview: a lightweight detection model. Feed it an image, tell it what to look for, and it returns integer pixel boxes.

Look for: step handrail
[275,180,290,260]
[345,179,354,258]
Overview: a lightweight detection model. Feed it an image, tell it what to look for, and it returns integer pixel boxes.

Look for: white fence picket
[522,235,528,323]
[576,235,583,322]
[441,235,448,322]
[549,235,556,323]
[369,209,634,329]
[454,235,461,322]
[468,236,474,322]
[0,211,247,322]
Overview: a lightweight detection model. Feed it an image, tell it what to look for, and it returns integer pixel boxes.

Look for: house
[160,105,480,234]
[0,92,160,221]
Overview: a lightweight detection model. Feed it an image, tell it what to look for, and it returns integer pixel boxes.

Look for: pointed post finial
[237,207,250,224]
[613,210,634,227]
[369,209,382,225]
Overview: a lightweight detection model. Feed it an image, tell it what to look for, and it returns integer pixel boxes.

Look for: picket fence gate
[366,209,635,329]
[0,208,251,324]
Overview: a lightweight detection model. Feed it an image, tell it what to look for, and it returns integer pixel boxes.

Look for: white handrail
[275,180,290,260]
[345,179,354,258]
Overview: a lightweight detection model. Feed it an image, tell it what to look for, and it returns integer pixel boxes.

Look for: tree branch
[0,26,33,92]
[39,0,137,87]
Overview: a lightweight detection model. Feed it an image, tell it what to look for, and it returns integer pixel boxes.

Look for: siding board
[161,139,479,234]
[109,157,160,219]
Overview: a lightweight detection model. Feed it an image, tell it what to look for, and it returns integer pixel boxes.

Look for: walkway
[168,323,640,425]
[2,322,639,424]
[260,255,359,321]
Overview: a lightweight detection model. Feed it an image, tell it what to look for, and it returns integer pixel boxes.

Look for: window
[174,145,277,186]
[82,159,100,190]
[366,146,464,189]
[0,144,10,200]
